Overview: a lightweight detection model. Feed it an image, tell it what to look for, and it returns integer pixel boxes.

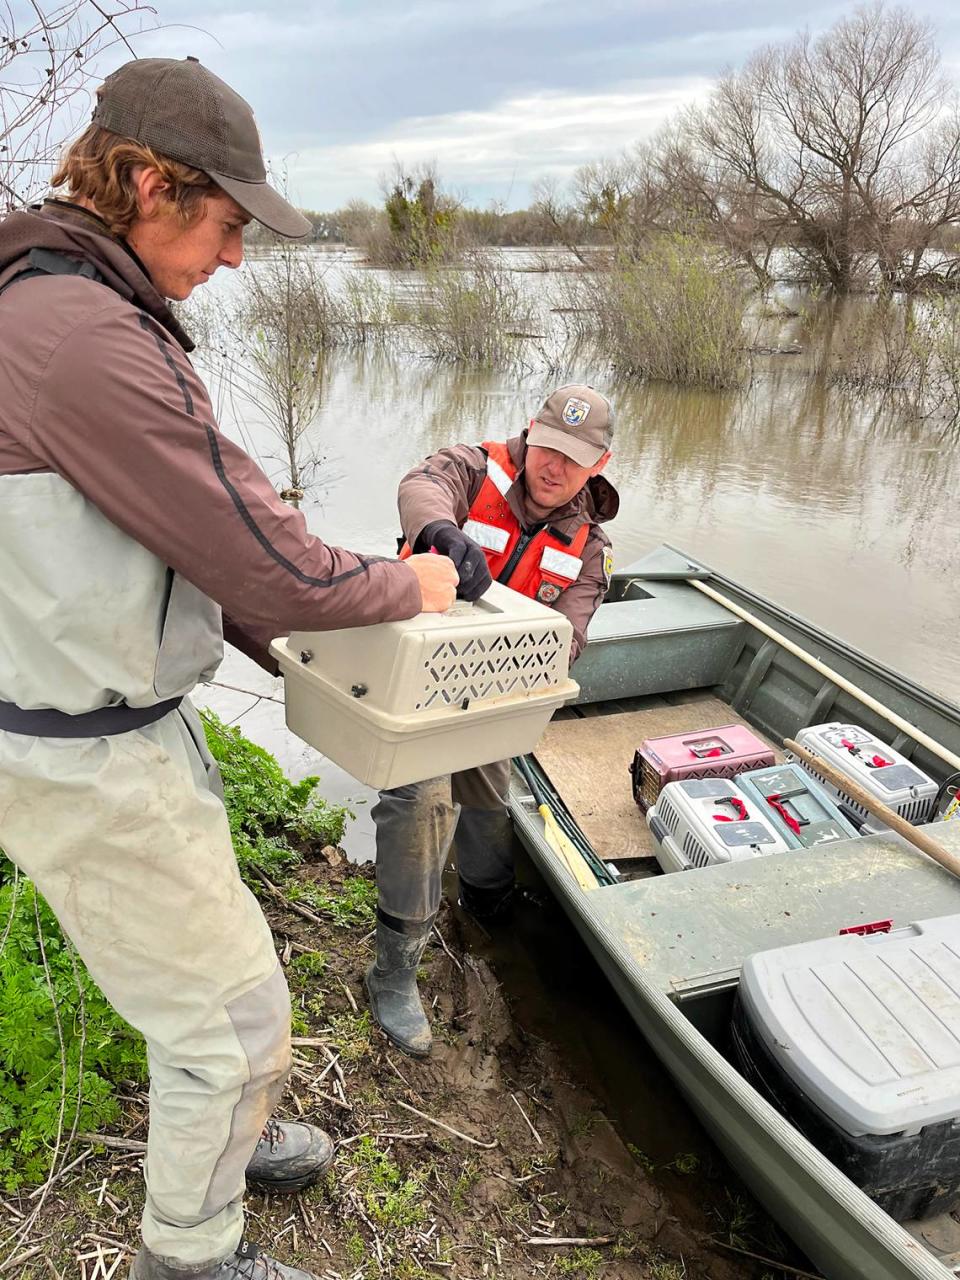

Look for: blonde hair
[50,125,216,237]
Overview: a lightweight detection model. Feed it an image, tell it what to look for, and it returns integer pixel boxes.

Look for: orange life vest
[402,441,590,605]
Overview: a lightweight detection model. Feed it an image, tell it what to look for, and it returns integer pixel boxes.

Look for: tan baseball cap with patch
[527,384,614,467]
[92,56,310,239]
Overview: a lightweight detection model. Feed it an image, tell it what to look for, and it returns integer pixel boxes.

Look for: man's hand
[406,553,458,612]
[420,521,493,602]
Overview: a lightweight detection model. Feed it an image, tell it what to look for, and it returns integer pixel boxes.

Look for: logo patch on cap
[536,581,562,604]
[561,397,591,428]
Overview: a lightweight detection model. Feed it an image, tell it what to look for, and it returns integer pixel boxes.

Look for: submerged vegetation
[410,254,535,365]
[576,233,749,389]
[827,293,960,423]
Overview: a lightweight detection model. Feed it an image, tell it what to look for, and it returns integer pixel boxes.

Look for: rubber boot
[458,877,514,922]
[455,806,515,923]
[131,1238,319,1278]
[364,912,436,1057]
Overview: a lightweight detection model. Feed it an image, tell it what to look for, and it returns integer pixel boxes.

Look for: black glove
[418,520,493,602]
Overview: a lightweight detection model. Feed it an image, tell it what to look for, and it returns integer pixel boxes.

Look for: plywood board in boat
[534,698,780,863]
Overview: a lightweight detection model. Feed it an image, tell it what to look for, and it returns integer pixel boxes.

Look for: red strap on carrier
[839,920,893,936]
[840,737,892,769]
[712,796,748,823]
[765,793,802,835]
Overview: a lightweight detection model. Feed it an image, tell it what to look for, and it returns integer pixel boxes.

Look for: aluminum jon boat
[509,544,960,1280]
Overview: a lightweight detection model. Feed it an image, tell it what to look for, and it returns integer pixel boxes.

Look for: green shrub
[0,718,351,1189]
[829,293,960,425]
[412,253,533,365]
[581,231,748,387]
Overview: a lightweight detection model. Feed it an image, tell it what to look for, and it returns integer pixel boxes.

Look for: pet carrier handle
[784,738,960,881]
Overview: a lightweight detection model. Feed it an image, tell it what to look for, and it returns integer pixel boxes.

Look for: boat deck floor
[535,689,780,871]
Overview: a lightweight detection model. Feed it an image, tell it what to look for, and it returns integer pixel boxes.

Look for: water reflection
[199,277,959,705]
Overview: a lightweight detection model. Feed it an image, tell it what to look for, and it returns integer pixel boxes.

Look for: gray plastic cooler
[734,915,960,1219]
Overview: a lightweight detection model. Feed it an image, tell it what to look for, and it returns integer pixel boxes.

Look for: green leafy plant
[0,874,146,1190]
[329,1010,373,1063]
[350,1135,426,1230]
[201,709,350,877]
[556,1246,603,1277]
[290,950,328,981]
[287,875,377,928]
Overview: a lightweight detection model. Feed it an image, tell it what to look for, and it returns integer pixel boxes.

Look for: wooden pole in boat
[783,738,960,880]
[688,579,960,775]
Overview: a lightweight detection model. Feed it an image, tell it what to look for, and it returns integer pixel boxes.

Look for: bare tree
[686,3,960,291]
[230,241,332,504]
[529,176,593,266]
[1,1,159,212]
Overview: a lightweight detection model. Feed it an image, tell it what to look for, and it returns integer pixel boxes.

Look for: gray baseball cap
[528,384,614,467]
[92,56,310,239]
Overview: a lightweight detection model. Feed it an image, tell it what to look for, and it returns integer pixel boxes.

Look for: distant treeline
[247,3,960,295]
[246,201,601,251]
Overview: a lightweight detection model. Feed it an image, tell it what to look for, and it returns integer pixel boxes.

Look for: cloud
[286,78,711,209]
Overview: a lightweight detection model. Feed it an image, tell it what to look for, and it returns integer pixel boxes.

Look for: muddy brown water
[199,267,960,1271]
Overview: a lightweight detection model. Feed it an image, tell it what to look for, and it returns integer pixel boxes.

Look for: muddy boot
[245,1119,334,1193]
[458,876,514,922]
[365,911,435,1057]
[131,1239,319,1278]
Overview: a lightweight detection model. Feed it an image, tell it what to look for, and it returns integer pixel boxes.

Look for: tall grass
[578,232,749,388]
[411,253,534,365]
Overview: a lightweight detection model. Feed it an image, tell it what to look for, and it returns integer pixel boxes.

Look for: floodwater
[199,253,960,849]
[205,256,960,709]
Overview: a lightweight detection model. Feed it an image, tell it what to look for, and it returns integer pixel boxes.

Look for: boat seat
[573,582,743,704]
[588,822,960,1007]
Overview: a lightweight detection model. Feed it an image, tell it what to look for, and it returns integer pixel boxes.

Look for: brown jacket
[398,435,618,660]
[0,203,420,706]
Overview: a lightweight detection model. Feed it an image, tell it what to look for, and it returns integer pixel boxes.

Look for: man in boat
[367,384,619,1057]
[0,57,458,1280]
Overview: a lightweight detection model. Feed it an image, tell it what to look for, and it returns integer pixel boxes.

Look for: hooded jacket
[398,434,619,660]
[0,202,420,715]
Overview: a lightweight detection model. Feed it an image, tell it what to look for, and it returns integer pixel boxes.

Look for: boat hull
[512,801,953,1280]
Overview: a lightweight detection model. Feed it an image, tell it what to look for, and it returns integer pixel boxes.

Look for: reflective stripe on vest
[462,519,510,554]
[540,545,584,580]
[485,454,513,498]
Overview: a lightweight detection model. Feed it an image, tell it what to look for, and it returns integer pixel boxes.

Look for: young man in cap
[366,385,618,1057]
[0,58,458,1280]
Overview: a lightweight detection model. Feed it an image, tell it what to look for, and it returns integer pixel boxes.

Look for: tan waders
[0,702,292,1268]
[368,761,514,1055]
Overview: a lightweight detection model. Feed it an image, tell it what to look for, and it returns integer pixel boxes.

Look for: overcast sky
[107,2,960,209]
